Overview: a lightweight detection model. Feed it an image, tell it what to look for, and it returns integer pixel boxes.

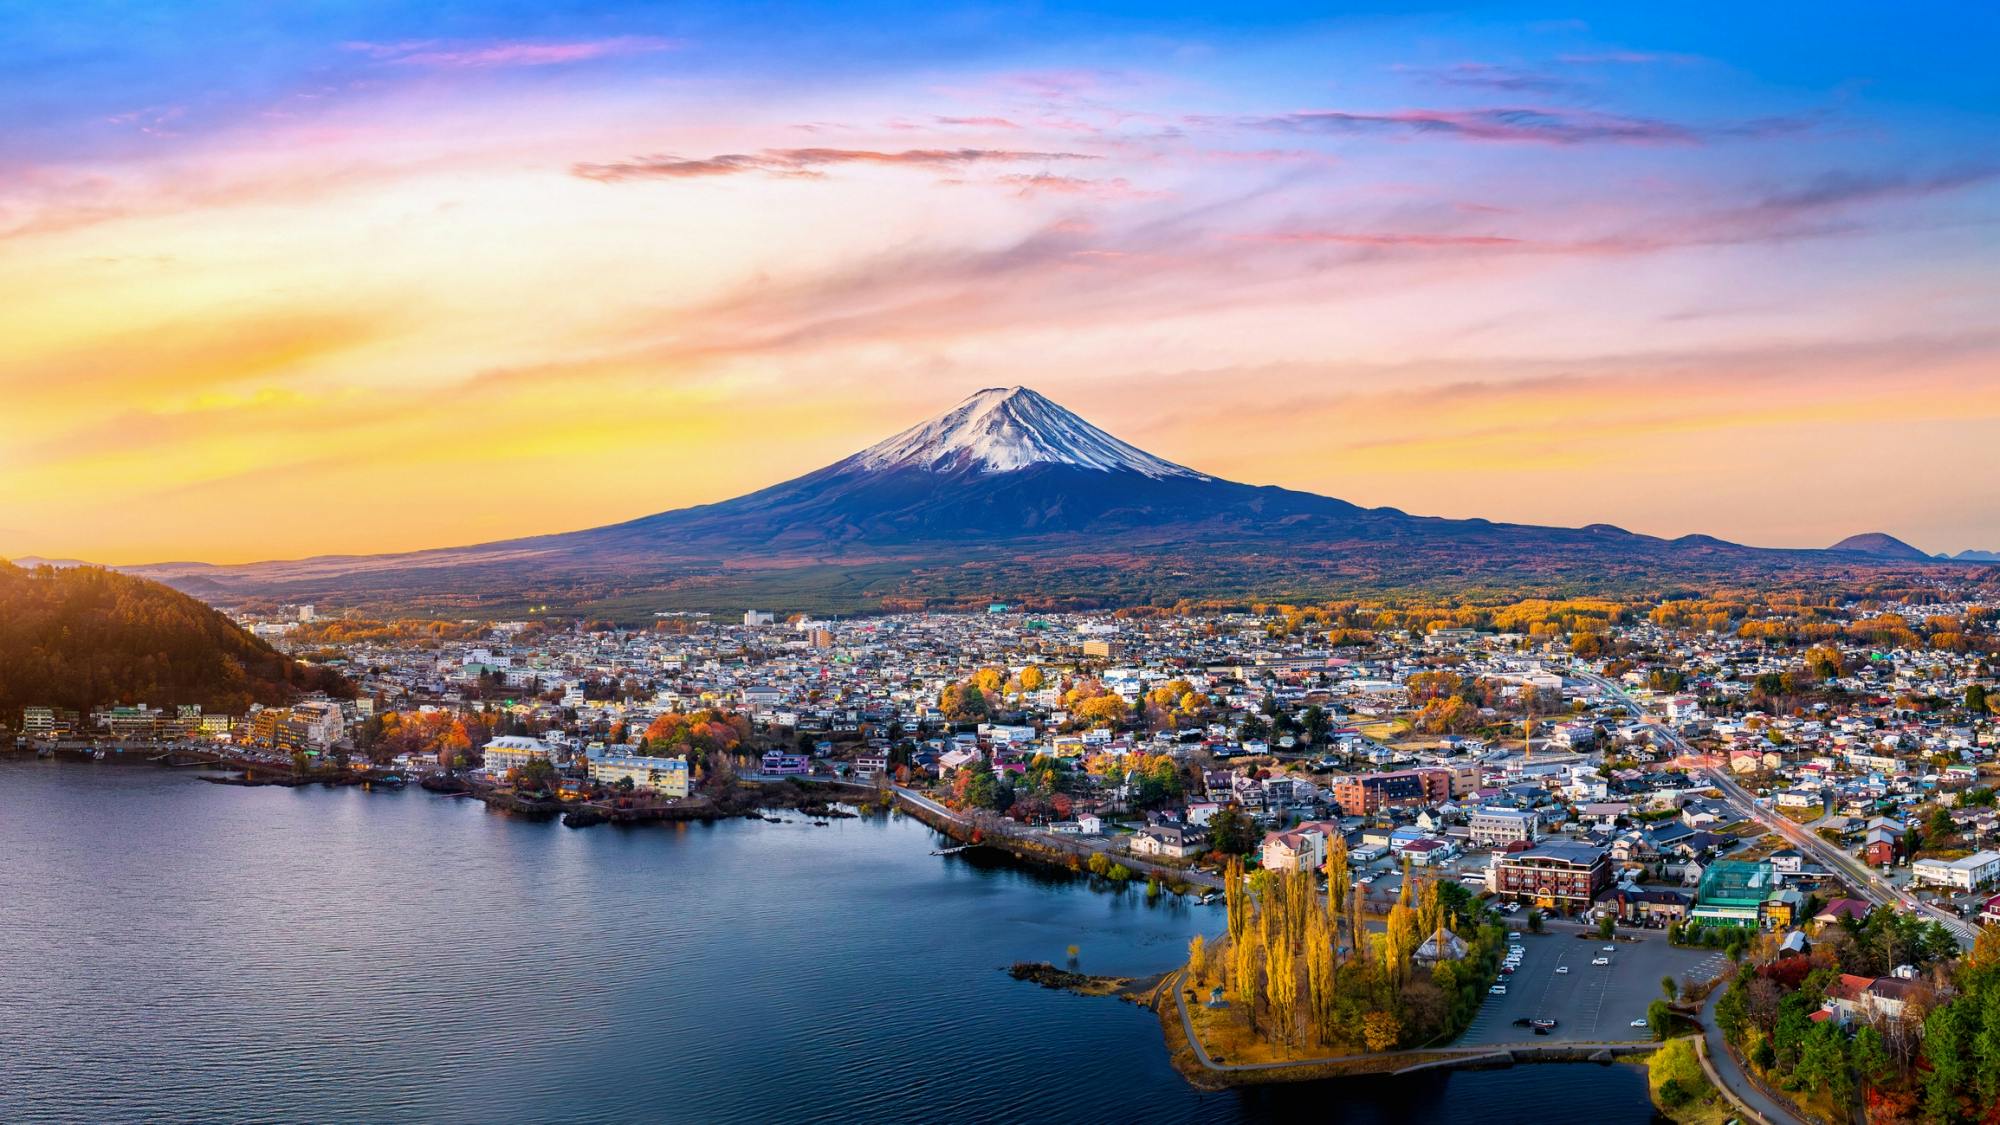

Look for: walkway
[1698,982,1806,1125]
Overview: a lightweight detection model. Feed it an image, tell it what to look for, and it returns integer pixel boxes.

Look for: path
[1698,981,1806,1125]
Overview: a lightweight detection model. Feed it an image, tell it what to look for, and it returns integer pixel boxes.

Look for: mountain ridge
[93,386,1953,614]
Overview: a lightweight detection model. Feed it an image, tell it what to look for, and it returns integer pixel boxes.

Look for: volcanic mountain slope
[120,386,1929,612]
[1827,532,1933,561]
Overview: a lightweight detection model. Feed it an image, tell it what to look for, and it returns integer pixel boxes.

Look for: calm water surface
[0,760,1663,1123]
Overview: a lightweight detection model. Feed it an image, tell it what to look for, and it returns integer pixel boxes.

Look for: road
[1572,667,1976,949]
[1699,980,1805,1125]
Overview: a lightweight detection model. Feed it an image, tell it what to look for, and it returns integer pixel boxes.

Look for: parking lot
[1456,930,1729,1045]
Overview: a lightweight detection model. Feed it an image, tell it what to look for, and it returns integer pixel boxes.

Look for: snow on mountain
[847,386,1207,480]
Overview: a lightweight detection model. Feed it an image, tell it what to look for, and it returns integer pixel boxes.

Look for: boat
[91,750,107,761]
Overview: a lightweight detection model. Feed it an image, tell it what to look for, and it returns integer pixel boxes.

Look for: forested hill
[0,561,348,724]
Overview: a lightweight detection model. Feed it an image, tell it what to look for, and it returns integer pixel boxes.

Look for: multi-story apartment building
[1468,807,1537,848]
[588,752,691,798]
[1331,768,1453,817]
[1489,841,1611,913]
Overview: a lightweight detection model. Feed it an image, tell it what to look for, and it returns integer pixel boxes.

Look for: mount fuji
[117,386,1932,612]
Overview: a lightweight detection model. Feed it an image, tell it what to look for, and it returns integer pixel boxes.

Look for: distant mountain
[115,387,1945,614]
[1827,532,1932,561]
[0,560,347,723]
[1949,549,2000,562]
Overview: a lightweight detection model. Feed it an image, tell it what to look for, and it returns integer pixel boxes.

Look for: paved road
[1571,667,1975,948]
[1699,981,1806,1125]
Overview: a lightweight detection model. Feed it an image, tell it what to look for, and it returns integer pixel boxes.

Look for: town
[10,583,2000,1121]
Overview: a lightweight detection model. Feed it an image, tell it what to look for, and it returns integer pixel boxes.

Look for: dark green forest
[0,561,348,724]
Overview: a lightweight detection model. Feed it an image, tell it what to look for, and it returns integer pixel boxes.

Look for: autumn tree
[1361,1009,1401,1052]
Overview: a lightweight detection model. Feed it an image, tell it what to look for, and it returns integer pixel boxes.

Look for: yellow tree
[1232,928,1261,1021]
[1187,934,1209,986]
[1305,906,1339,1045]
[1348,884,1370,967]
[1286,866,1312,951]
[1265,925,1300,1050]
[1418,873,1442,941]
[1382,902,1421,983]
[1224,858,1249,942]
[1019,665,1044,691]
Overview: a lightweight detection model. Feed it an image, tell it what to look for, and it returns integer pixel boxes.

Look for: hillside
[1827,532,1932,561]
[0,561,347,724]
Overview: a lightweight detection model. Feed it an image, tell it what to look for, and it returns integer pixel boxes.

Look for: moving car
[1592,957,1611,966]
[1630,1018,1649,1028]
[1554,965,1569,974]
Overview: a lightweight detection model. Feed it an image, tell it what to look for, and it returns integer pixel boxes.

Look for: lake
[0,760,1663,1122]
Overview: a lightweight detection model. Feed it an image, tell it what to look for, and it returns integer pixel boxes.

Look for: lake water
[0,760,1663,1122]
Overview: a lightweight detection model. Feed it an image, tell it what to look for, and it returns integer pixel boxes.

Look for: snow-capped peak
[848,387,1207,480]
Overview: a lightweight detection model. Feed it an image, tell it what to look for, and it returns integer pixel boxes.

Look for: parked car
[1592,957,1611,966]
[1489,984,1508,995]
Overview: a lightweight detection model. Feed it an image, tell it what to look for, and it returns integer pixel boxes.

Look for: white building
[1912,850,2000,892]
[484,735,558,774]
[588,752,691,798]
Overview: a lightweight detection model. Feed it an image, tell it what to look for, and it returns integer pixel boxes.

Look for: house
[1813,897,1873,927]
[1864,826,1902,867]
[1077,813,1104,835]
[1606,887,1691,927]
[1262,821,1339,872]
[1132,823,1208,860]
[1400,837,1456,867]
[1825,973,1923,1026]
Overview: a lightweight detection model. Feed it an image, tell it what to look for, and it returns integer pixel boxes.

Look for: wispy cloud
[1393,63,1575,95]
[574,147,1098,182]
[935,115,1022,129]
[1743,165,2000,217]
[345,36,679,69]
[1244,106,1697,145]
[1558,51,1704,66]
[1238,231,1526,249]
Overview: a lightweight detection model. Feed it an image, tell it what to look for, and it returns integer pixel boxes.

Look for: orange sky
[4,6,1997,562]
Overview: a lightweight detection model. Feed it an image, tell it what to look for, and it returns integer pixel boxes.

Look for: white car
[1555,965,1570,974]
[1601,945,1615,952]
[1631,1018,1649,1027]
[1592,957,1611,966]
[1489,984,1508,995]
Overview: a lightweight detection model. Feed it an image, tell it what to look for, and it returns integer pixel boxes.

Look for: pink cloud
[575,147,1098,182]
[936,115,1022,129]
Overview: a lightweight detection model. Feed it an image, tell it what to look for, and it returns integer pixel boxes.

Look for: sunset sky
[4,2,1997,563]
